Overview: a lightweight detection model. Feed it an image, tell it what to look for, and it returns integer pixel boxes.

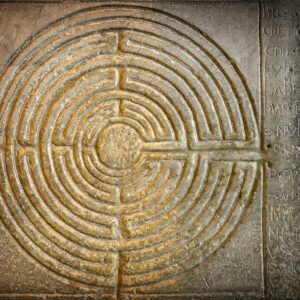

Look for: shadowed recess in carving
[0,5,261,293]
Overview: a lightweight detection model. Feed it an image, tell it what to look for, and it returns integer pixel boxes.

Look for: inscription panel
[0,2,267,299]
[262,2,300,299]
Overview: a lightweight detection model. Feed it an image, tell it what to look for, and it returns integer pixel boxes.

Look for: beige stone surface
[0,1,298,299]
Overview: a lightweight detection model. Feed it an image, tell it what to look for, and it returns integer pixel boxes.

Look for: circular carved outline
[0,5,260,292]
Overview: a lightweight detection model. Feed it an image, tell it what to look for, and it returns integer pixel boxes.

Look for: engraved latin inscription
[0,6,261,292]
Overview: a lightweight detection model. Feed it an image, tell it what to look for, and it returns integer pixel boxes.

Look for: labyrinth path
[0,5,261,293]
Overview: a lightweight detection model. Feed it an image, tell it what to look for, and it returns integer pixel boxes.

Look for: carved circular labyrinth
[0,6,260,291]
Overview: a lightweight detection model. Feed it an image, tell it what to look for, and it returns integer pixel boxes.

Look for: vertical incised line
[259,2,265,151]
[259,3,268,299]
[262,162,268,299]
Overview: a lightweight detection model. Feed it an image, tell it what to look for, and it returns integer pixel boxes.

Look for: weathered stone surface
[262,2,300,299]
[0,1,298,299]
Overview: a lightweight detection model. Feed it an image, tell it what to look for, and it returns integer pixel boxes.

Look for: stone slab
[0,1,298,299]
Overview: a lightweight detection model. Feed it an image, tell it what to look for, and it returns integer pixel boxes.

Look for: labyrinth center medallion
[0,5,262,294]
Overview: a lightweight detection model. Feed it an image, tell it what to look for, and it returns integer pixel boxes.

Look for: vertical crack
[116,250,122,300]
[117,251,130,300]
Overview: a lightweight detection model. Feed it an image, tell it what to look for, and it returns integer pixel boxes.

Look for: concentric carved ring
[0,5,260,291]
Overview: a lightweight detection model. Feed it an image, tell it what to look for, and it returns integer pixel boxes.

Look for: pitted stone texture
[0,2,264,299]
[97,124,142,169]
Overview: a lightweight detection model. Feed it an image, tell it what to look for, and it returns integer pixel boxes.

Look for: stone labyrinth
[0,6,261,292]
